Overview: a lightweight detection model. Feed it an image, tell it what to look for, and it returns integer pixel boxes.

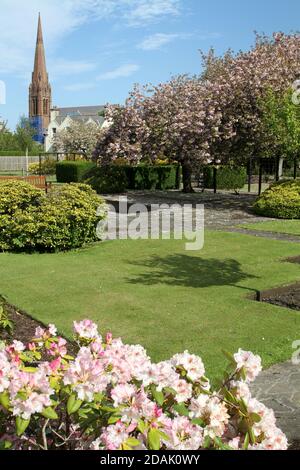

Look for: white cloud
[50,59,97,78]
[0,0,182,75]
[64,82,96,92]
[138,31,222,51]
[138,33,181,51]
[124,0,180,26]
[97,64,140,80]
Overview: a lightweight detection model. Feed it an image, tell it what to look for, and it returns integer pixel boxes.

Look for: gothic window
[33,97,38,115]
[43,99,48,115]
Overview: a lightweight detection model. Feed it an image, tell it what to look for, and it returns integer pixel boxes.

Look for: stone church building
[29,14,106,149]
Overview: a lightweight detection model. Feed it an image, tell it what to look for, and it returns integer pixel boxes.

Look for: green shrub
[128,165,180,190]
[85,166,129,194]
[203,166,247,191]
[253,179,300,219]
[85,164,180,193]
[0,181,106,252]
[56,161,96,183]
[0,180,43,215]
[29,158,57,175]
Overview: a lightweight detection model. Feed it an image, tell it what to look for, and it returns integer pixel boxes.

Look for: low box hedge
[56,161,96,183]
[203,166,247,191]
[84,164,181,194]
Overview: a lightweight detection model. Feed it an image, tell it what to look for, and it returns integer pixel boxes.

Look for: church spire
[32,13,48,84]
[29,13,52,144]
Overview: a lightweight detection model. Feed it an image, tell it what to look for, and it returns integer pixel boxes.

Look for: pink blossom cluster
[0,319,288,451]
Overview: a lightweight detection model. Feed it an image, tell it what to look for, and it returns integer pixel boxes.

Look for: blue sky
[0,0,299,129]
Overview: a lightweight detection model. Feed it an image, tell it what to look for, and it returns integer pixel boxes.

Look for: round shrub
[0,181,106,252]
[253,180,300,219]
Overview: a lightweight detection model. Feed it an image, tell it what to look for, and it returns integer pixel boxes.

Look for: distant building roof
[55,105,106,117]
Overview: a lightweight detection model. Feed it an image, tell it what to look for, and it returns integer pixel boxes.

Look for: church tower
[29,13,52,143]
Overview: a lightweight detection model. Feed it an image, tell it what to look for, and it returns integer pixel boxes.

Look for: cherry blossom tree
[94,32,300,192]
[54,120,103,159]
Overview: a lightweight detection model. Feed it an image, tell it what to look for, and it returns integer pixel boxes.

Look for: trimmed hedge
[253,179,300,219]
[85,166,128,194]
[0,151,41,157]
[85,165,181,194]
[56,161,96,183]
[203,166,247,191]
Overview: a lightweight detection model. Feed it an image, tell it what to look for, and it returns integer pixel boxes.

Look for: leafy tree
[260,88,300,160]
[15,115,42,153]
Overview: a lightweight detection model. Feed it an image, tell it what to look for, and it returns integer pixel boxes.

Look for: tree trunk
[182,161,194,193]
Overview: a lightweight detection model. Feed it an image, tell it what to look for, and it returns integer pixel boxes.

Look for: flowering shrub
[0,320,287,451]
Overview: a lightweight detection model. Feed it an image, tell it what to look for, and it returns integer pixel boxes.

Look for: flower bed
[0,318,287,451]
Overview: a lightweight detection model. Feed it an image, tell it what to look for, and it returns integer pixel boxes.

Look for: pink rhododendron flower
[233,349,262,382]
[63,347,108,401]
[100,421,129,450]
[163,416,203,450]
[189,394,229,437]
[73,319,101,341]
[9,368,53,420]
[48,337,67,357]
[171,350,205,382]
[111,384,137,407]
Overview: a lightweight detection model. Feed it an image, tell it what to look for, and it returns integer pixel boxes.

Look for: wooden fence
[0,156,40,172]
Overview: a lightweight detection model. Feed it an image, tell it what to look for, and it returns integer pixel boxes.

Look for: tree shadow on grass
[127,255,258,291]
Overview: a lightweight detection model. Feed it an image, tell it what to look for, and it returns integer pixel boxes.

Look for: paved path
[251,361,300,445]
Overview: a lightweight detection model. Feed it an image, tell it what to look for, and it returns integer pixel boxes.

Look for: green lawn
[1,231,300,380]
[239,220,300,236]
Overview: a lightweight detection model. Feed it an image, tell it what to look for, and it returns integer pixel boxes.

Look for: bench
[0,175,51,192]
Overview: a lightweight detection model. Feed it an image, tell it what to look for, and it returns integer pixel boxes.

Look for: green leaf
[41,407,58,420]
[173,403,189,416]
[151,386,164,406]
[249,426,256,445]
[137,419,146,434]
[22,367,38,373]
[243,432,250,450]
[67,394,83,415]
[250,412,262,423]
[108,415,121,425]
[0,392,10,410]
[191,417,206,427]
[203,435,211,449]
[16,416,30,436]
[125,437,141,447]
[0,440,12,450]
[148,428,161,450]
[164,387,176,396]
[222,350,236,365]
